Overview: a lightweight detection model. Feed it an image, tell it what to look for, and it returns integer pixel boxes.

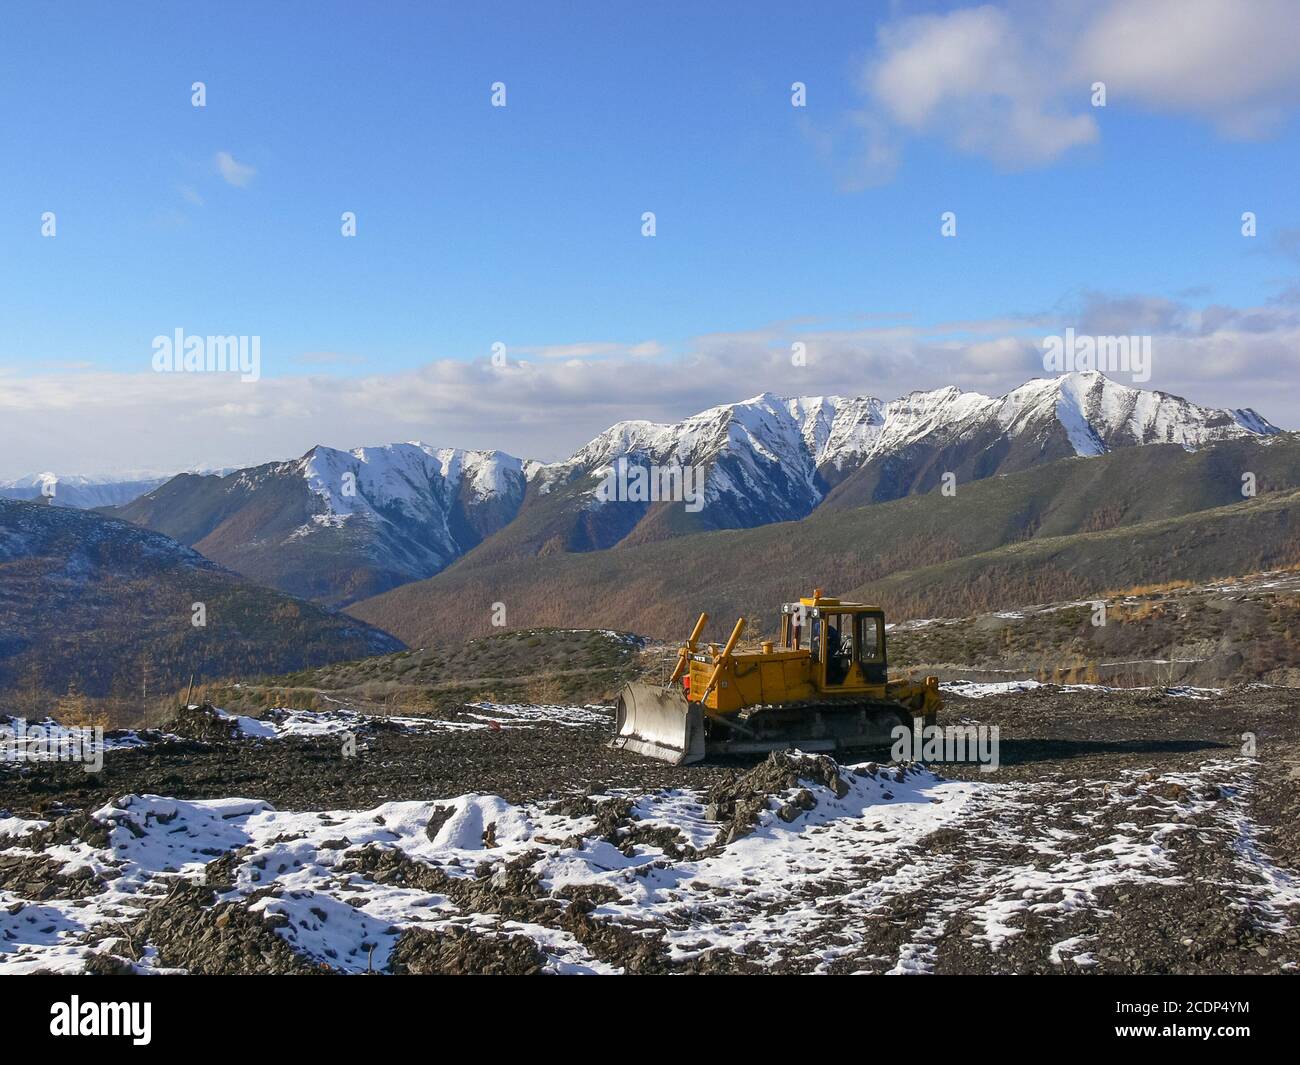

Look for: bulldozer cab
[781,595,887,690]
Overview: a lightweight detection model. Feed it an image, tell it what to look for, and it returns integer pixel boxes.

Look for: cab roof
[784,592,882,613]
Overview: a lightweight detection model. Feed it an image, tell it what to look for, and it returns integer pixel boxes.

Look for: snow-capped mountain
[819,371,1279,509]
[296,443,526,553]
[515,371,1278,541]
[531,392,874,528]
[0,465,239,509]
[113,444,527,607]
[973,371,1275,454]
[0,472,171,509]
[112,372,1279,603]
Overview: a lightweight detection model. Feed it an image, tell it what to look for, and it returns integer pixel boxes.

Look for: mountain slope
[848,489,1300,624]
[113,444,528,606]
[347,433,1300,648]
[448,371,1279,570]
[0,499,403,700]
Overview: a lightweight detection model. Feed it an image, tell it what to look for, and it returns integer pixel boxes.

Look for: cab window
[855,613,884,664]
[824,612,853,685]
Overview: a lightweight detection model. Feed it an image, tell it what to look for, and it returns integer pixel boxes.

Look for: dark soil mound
[388,924,546,975]
[122,882,322,975]
[704,751,851,842]
[161,703,240,743]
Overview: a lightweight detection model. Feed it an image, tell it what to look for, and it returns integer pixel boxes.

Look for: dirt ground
[2,685,1298,975]
[884,685,1300,974]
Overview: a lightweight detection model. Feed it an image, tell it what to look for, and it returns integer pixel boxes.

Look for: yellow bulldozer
[612,590,941,765]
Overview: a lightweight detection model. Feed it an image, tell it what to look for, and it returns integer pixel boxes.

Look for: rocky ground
[1,684,1298,975]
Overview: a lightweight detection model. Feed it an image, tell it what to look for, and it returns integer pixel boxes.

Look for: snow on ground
[0,702,615,760]
[228,702,611,738]
[0,717,160,763]
[0,762,961,973]
[216,706,430,739]
[942,679,1222,700]
[461,702,611,728]
[1210,770,1300,932]
[1,750,1285,975]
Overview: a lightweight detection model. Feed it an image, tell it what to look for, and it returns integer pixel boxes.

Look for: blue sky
[1,1,1298,475]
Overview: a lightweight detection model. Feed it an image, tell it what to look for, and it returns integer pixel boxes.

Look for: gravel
[2,685,1298,974]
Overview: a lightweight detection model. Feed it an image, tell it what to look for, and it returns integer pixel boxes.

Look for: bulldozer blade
[611,683,706,765]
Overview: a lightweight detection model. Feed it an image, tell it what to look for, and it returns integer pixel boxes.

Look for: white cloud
[1077,0,1300,138]
[863,4,1098,168]
[846,0,1300,175]
[1,294,1296,478]
[215,151,256,187]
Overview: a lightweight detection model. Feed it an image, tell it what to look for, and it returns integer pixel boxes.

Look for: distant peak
[908,384,965,397]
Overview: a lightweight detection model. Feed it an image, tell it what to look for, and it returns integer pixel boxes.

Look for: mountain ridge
[108,372,1279,605]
